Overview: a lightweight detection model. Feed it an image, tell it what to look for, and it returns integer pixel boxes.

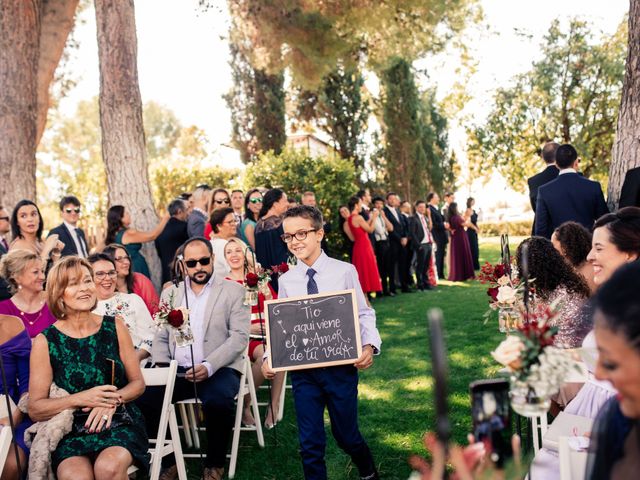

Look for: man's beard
[190,270,212,285]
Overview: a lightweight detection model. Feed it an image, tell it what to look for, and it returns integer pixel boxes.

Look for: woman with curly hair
[551,221,596,292]
[516,236,591,348]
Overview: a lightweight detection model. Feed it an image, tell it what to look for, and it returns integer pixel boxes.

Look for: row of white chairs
[129,352,283,479]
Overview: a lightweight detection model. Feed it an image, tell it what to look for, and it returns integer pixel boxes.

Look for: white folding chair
[177,353,265,479]
[0,427,13,477]
[128,360,187,480]
[530,414,549,454]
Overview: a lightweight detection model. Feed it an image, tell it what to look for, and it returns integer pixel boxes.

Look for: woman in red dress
[447,202,475,282]
[224,238,285,429]
[344,196,382,298]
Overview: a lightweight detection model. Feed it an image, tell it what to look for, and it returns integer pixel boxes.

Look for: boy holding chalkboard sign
[262,205,382,480]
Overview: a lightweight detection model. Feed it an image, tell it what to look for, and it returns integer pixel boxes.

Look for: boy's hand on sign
[261,358,276,379]
[354,345,374,370]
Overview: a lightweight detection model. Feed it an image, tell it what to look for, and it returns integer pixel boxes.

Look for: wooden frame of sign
[264,289,362,372]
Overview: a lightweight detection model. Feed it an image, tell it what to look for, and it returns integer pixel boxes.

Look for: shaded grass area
[182,238,520,479]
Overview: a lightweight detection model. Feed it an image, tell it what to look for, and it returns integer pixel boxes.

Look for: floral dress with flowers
[42,316,150,472]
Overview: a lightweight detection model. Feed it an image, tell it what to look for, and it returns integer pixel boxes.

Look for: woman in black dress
[465,197,480,270]
[254,188,289,292]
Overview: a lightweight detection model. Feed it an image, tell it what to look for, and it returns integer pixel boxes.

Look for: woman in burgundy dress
[345,196,382,297]
[447,202,475,282]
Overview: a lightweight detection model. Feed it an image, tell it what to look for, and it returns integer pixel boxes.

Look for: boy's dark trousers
[291,365,378,480]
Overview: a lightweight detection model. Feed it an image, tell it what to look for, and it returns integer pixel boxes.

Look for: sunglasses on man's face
[249,198,263,204]
[214,198,231,205]
[0,217,9,221]
[184,256,212,268]
[65,208,81,214]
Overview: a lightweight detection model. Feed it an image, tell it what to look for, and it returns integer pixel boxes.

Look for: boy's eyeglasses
[65,208,81,213]
[281,229,318,243]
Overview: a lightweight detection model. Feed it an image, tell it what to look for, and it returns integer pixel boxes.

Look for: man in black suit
[0,206,11,300]
[428,193,448,279]
[619,167,640,208]
[383,192,410,293]
[47,195,89,257]
[535,144,609,238]
[409,200,434,290]
[155,199,189,283]
[527,142,559,233]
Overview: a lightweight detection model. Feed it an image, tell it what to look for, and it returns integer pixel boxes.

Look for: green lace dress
[42,316,150,473]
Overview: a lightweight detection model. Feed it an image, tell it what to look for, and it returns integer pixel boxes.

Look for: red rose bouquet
[153,291,193,347]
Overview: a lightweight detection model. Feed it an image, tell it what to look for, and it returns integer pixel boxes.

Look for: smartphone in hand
[469,379,513,467]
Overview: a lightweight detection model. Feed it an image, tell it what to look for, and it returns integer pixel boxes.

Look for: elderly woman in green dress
[28,257,149,479]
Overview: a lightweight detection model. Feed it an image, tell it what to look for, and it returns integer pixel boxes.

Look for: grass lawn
[182,237,523,479]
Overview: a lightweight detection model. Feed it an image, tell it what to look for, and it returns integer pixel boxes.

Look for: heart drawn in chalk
[302,338,309,346]
[303,300,308,304]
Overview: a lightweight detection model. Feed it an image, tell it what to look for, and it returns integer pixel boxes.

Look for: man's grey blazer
[152,274,250,375]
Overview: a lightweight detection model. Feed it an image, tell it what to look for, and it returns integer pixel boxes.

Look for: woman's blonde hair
[46,256,96,319]
[223,238,259,272]
[0,249,41,293]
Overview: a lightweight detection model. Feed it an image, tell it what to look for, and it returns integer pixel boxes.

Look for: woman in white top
[88,253,156,364]
[209,207,238,275]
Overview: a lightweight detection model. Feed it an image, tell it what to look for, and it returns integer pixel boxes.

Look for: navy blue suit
[534,172,609,238]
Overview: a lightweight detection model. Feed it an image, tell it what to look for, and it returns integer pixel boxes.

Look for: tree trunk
[36,0,80,144]
[0,0,41,210]
[95,0,161,288]
[609,0,640,209]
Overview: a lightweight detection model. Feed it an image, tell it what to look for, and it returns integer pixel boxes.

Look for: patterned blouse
[93,292,157,353]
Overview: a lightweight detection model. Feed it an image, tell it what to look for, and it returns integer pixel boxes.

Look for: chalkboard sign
[264,289,362,372]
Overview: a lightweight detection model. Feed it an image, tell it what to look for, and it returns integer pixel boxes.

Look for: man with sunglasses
[262,206,381,480]
[146,237,250,480]
[48,195,89,258]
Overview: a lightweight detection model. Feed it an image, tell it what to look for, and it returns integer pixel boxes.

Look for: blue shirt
[278,251,382,352]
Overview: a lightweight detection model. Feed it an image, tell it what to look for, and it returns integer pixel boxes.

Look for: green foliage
[294,65,370,170]
[467,18,627,190]
[224,42,257,163]
[224,40,287,162]
[226,0,481,89]
[150,160,240,210]
[37,98,108,220]
[253,69,287,155]
[380,58,453,200]
[244,147,357,255]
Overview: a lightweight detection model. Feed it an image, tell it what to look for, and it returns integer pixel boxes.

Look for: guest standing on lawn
[464,197,480,270]
[262,205,381,480]
[447,202,475,281]
[345,196,382,300]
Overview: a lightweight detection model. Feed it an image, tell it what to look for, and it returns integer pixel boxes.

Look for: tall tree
[420,90,453,193]
[95,0,161,284]
[224,41,258,163]
[295,65,370,170]
[0,0,79,209]
[380,57,426,201]
[609,2,640,208]
[467,18,627,191]
[253,68,286,154]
